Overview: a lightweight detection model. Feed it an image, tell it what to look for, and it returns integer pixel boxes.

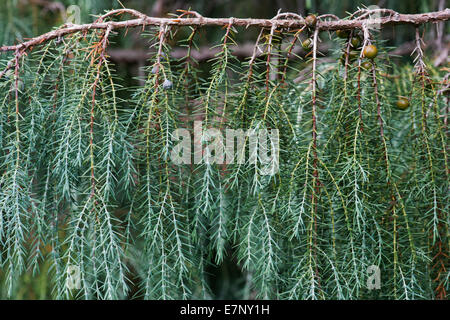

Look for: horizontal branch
[0,8,449,53]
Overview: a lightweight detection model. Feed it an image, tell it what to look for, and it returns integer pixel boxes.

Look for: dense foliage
[0,1,448,300]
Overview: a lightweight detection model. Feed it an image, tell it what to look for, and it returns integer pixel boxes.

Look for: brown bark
[0,8,448,53]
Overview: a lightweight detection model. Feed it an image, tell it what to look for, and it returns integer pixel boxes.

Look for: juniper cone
[302,39,312,50]
[350,37,361,48]
[336,29,350,38]
[0,2,448,300]
[362,61,373,70]
[305,14,317,27]
[363,44,379,59]
[396,97,410,110]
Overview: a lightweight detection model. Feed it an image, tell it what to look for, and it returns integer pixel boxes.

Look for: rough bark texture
[0,8,449,53]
